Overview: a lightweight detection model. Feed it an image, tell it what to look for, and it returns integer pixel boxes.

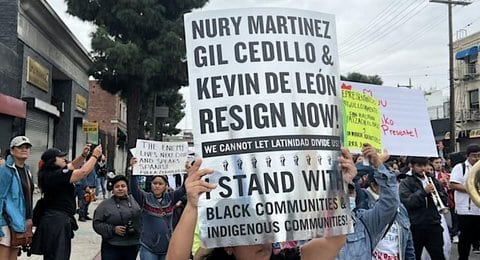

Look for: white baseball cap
[10,136,32,148]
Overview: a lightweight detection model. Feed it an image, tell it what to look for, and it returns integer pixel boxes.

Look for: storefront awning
[117,127,127,145]
[118,127,128,137]
[470,129,480,138]
[0,93,27,118]
[456,46,479,60]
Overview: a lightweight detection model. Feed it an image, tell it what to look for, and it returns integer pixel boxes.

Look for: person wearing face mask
[449,144,480,260]
[30,144,102,260]
[93,175,142,260]
[334,144,399,260]
[399,157,448,260]
[128,158,187,260]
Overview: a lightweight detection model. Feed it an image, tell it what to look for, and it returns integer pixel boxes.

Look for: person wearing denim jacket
[0,157,28,234]
[0,136,34,259]
[337,146,399,260]
[363,183,415,260]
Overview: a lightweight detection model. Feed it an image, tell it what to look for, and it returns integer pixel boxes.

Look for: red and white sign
[343,81,437,157]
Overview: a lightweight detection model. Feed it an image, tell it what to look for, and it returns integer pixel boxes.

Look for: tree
[341,72,383,85]
[143,87,185,140]
[65,0,208,149]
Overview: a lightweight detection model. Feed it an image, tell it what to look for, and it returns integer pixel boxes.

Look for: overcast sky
[46,0,480,128]
[47,0,480,89]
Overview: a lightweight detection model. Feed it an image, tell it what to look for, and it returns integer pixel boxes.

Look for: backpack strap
[462,162,466,176]
[381,209,398,239]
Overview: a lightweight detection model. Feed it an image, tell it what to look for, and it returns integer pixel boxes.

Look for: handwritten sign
[132,139,188,175]
[185,8,351,248]
[344,81,437,157]
[341,86,381,153]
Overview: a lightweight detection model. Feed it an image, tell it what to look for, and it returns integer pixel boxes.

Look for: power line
[339,0,404,46]
[339,0,415,51]
[341,1,428,57]
[342,5,466,72]
[381,73,446,77]
[339,0,424,54]
[343,4,437,71]
[377,63,448,75]
[430,0,472,153]
[339,0,417,52]
[339,2,475,73]
[455,0,480,29]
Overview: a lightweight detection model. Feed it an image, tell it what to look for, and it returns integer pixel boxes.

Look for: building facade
[424,88,450,154]
[453,31,480,151]
[0,0,92,179]
[87,80,128,173]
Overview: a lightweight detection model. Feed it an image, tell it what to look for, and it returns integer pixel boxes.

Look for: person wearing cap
[29,144,102,260]
[449,144,480,260]
[128,157,186,260]
[0,136,34,259]
[399,156,448,260]
[93,175,142,260]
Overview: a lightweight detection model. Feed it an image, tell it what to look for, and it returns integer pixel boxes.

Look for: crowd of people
[1,135,480,260]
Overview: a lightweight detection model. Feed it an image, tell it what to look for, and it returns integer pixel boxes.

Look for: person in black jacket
[399,156,449,260]
[30,144,102,260]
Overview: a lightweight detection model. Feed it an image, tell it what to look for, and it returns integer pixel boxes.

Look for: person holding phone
[30,144,103,260]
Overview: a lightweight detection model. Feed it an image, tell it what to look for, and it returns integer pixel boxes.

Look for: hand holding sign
[361,144,389,168]
[185,159,216,207]
[130,157,138,167]
[166,159,215,260]
[339,147,356,184]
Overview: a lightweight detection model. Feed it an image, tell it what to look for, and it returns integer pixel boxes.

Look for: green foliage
[66,0,208,143]
[341,72,383,85]
[157,87,186,136]
[143,87,185,138]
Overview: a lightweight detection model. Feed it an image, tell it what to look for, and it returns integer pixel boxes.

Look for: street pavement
[451,244,480,260]
[18,193,480,259]
[19,192,103,260]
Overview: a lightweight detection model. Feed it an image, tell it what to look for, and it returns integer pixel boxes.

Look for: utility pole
[430,0,471,153]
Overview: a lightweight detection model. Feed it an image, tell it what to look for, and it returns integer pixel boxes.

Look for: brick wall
[87,80,119,134]
[88,80,124,169]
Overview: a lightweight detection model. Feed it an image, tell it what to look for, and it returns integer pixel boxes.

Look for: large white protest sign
[185,8,351,248]
[343,81,437,157]
[132,139,188,175]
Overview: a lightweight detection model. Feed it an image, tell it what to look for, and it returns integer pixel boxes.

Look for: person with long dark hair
[30,144,102,260]
[128,157,186,260]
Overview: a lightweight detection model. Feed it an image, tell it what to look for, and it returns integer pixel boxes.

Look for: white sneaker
[452,236,459,243]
